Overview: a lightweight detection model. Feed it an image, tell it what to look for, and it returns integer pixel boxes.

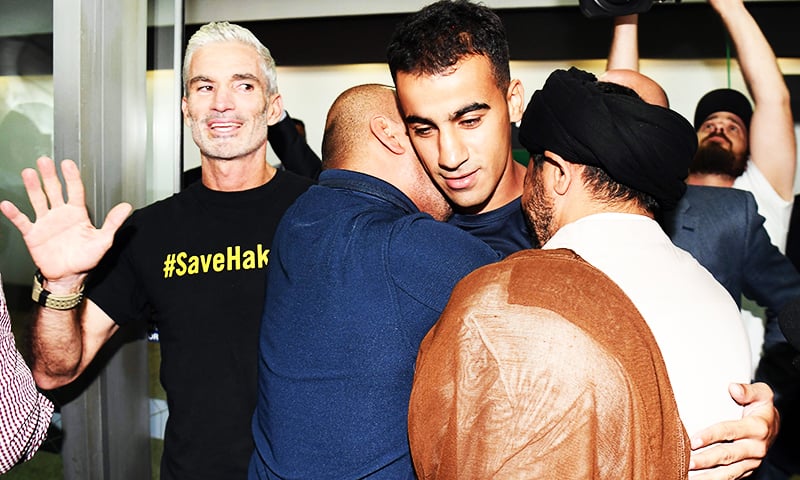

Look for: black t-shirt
[87,170,313,480]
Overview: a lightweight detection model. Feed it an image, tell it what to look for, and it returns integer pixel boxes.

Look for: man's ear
[507,79,525,123]
[181,97,190,126]
[370,116,405,155]
[545,151,573,196]
[266,93,284,126]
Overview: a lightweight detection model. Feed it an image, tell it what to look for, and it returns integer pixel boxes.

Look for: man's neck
[686,172,735,188]
[563,198,653,229]
[472,159,526,215]
[201,156,276,192]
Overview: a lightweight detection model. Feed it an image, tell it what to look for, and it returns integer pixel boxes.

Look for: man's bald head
[600,69,669,108]
[322,84,401,170]
[320,83,453,220]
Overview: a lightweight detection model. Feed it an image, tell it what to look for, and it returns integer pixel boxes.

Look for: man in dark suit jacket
[661,185,800,349]
[661,185,800,480]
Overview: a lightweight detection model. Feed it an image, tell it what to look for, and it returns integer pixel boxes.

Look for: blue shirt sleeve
[388,214,501,314]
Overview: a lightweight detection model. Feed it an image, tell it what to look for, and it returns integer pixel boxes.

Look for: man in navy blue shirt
[248,84,499,479]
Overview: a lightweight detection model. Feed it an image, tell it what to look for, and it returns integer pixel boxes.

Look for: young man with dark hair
[387,0,529,255]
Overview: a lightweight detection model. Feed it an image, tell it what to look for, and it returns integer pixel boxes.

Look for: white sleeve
[733,160,793,253]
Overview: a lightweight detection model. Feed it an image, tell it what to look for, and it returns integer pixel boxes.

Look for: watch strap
[31,270,85,310]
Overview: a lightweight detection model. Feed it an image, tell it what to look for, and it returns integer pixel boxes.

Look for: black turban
[518,67,697,210]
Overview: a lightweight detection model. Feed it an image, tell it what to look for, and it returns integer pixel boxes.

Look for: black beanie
[693,88,752,131]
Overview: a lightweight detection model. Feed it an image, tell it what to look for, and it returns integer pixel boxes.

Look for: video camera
[579,0,681,18]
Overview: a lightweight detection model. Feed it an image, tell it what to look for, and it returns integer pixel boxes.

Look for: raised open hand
[0,156,132,286]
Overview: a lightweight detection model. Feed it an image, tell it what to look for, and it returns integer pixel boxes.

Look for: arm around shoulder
[688,382,777,479]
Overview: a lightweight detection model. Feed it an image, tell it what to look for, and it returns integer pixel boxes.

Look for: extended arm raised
[606,14,639,72]
[710,0,796,200]
[0,156,131,389]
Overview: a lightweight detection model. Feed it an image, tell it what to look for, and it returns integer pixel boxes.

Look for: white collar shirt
[543,212,752,436]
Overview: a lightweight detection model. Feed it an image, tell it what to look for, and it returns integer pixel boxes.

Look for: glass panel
[0,1,53,287]
[2,1,180,477]
[0,4,60,478]
[148,0,182,203]
[147,2,182,478]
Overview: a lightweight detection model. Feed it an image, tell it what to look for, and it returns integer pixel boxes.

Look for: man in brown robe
[408,248,689,479]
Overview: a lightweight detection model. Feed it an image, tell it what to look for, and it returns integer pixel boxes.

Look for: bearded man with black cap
[608,0,796,253]
[692,87,794,256]
[408,67,756,479]
[691,84,795,255]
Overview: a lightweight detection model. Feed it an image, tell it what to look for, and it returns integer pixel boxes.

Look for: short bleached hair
[182,21,278,96]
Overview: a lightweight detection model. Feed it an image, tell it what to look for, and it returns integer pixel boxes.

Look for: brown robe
[408,249,689,479]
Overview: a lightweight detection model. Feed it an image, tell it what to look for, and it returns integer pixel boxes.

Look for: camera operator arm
[607,14,640,72]
[710,0,795,201]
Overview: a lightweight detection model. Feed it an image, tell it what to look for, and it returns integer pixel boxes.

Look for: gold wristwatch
[31,270,85,310]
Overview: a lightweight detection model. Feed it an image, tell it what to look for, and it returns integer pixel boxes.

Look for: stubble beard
[189,111,269,162]
[414,178,454,222]
[523,168,555,249]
